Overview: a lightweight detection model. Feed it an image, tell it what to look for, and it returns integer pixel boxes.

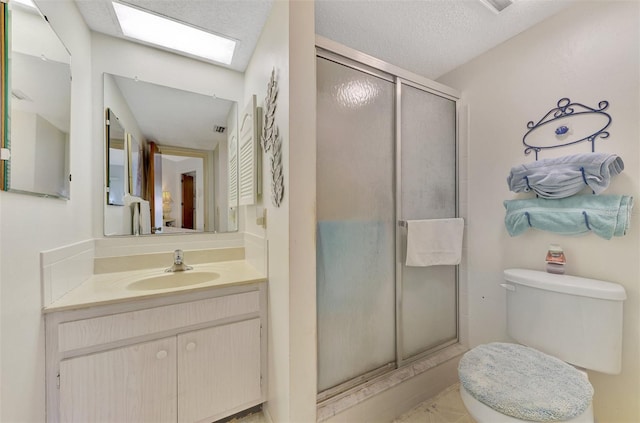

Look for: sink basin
[126,271,220,291]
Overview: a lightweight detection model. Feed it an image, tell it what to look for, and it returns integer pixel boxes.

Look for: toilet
[458,268,627,423]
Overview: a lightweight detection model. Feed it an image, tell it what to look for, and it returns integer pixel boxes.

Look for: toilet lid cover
[458,342,594,422]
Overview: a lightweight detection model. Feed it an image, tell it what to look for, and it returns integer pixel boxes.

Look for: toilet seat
[458,343,594,422]
[460,384,594,423]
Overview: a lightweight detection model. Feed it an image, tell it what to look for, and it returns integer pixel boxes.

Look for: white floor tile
[232,383,472,423]
[394,383,472,423]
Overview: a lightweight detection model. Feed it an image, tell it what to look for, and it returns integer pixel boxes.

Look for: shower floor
[229,383,472,423]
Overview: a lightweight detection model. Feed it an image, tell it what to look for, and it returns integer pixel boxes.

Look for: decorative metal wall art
[522,98,612,160]
[261,68,284,207]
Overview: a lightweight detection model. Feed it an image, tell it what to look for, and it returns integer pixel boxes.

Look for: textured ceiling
[76,0,579,150]
[315,0,577,80]
[76,0,577,79]
[75,0,273,72]
[110,74,233,150]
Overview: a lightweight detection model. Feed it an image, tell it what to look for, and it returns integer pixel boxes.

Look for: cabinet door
[178,319,261,423]
[59,337,177,423]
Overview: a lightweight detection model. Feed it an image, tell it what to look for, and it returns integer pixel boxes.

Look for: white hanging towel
[132,203,140,235]
[139,200,152,235]
[405,218,464,267]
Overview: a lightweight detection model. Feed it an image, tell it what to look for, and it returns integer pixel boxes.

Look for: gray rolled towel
[507,153,624,199]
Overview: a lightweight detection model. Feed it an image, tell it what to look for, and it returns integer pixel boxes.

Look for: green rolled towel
[504,195,633,239]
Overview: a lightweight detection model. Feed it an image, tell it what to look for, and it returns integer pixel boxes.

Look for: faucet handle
[174,249,184,265]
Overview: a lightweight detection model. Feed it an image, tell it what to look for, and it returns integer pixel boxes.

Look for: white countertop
[44,260,266,313]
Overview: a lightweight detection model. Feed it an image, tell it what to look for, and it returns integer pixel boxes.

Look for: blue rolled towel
[508,153,624,199]
[504,195,633,239]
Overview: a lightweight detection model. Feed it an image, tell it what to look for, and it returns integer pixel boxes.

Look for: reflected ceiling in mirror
[103,73,239,236]
[5,1,71,199]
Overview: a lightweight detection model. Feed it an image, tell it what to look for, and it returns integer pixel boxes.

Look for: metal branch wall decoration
[261,68,284,207]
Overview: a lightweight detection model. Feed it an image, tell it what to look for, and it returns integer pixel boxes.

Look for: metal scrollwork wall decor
[522,97,612,160]
[261,68,284,207]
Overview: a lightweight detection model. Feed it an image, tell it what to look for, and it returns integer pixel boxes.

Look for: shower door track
[316,36,462,400]
[316,362,396,404]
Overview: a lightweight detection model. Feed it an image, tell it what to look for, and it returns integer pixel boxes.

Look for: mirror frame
[1,2,7,188]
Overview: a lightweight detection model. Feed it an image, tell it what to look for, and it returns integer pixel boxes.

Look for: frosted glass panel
[400,84,457,359]
[317,57,396,392]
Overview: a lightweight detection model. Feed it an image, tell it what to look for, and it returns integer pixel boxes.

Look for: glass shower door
[399,82,458,362]
[316,56,396,393]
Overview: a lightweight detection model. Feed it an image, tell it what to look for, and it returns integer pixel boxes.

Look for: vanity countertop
[44,260,266,313]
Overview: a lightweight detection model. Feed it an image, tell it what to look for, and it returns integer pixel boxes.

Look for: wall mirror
[104,73,239,236]
[2,0,72,199]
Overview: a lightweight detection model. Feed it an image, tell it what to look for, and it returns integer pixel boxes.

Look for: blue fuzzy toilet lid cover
[458,342,594,422]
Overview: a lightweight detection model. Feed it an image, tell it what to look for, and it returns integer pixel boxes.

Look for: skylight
[479,0,514,13]
[12,0,37,9]
[112,1,236,65]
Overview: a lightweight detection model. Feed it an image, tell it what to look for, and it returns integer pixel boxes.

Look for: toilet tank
[503,268,626,374]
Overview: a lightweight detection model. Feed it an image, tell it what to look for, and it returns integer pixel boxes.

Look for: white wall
[215,105,234,233]
[161,157,178,223]
[242,1,317,421]
[10,111,68,197]
[242,2,288,420]
[0,1,94,421]
[439,2,640,422]
[288,1,317,420]
[103,72,146,235]
[34,115,67,196]
[10,111,37,190]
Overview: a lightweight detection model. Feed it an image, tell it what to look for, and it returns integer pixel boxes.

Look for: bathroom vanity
[43,261,267,423]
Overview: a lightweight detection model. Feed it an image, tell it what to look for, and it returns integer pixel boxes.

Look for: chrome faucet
[165,249,193,272]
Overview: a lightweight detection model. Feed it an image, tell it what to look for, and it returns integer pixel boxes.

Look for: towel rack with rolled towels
[522,98,612,160]
[503,99,634,239]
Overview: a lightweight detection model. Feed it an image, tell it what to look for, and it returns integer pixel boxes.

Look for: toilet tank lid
[504,269,627,301]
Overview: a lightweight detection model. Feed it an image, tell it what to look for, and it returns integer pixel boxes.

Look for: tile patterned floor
[230,383,473,423]
[393,383,474,423]
[228,411,267,423]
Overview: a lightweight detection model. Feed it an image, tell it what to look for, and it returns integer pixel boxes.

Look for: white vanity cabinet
[178,319,262,423]
[45,282,267,423]
[60,337,178,422]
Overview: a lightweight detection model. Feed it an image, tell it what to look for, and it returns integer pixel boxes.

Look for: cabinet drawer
[58,291,260,353]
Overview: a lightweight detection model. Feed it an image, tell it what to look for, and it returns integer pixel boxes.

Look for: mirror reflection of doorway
[182,172,195,229]
[156,149,206,233]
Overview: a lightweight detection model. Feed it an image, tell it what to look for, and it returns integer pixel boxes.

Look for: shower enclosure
[316,45,459,397]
